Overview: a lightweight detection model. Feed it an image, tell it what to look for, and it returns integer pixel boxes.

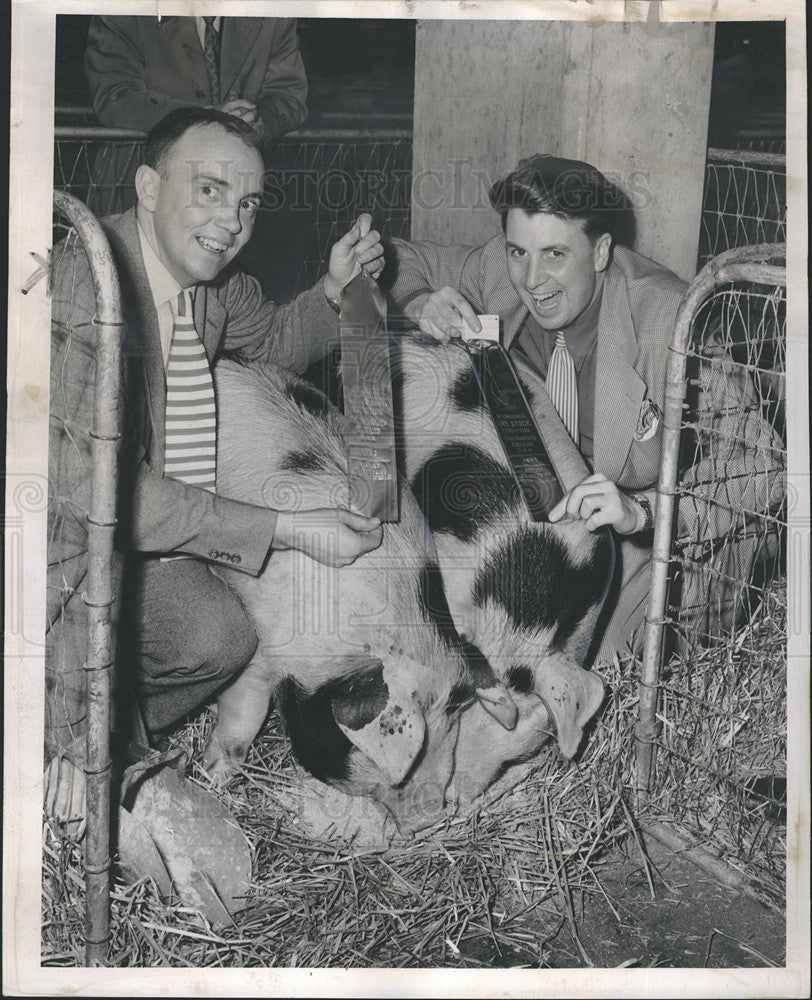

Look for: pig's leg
[201,653,278,786]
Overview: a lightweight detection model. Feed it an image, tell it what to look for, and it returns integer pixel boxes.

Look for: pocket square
[635,396,661,442]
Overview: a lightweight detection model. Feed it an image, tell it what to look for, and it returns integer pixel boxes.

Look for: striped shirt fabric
[546,331,579,446]
[164,289,217,491]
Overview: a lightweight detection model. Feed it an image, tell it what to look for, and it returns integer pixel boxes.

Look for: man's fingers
[420,316,451,342]
[447,291,480,332]
[341,214,373,249]
[550,481,610,522]
[338,509,382,532]
[356,243,384,268]
[585,509,613,532]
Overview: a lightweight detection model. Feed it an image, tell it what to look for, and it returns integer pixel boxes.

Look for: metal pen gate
[636,239,787,903]
[50,190,124,964]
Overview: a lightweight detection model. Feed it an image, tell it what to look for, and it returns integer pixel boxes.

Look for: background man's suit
[388,235,784,658]
[47,208,338,758]
[84,16,308,214]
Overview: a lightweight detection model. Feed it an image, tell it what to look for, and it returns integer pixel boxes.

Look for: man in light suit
[387,154,782,660]
[84,15,308,214]
[45,106,384,829]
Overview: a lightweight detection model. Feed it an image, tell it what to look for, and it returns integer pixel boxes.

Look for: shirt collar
[137,217,184,312]
[519,281,603,373]
[196,16,222,49]
[558,282,603,370]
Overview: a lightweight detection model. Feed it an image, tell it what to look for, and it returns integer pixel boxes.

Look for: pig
[202,358,519,833]
[389,335,613,808]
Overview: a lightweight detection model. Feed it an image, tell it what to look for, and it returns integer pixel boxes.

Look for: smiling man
[388,153,781,662]
[46,107,385,828]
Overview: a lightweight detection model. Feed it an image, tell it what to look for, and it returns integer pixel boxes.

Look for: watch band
[635,494,654,533]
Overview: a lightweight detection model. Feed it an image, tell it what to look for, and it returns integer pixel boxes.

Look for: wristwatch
[635,494,654,534]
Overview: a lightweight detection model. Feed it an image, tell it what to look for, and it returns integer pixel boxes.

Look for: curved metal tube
[53,190,124,966]
[636,243,786,799]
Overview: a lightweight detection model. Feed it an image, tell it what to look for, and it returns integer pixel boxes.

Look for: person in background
[84,15,308,214]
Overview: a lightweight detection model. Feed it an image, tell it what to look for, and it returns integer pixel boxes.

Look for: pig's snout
[380,777,450,835]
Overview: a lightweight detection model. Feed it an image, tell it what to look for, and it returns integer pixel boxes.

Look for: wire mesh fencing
[55,128,787,305]
[638,245,787,905]
[698,148,786,270]
[53,127,414,302]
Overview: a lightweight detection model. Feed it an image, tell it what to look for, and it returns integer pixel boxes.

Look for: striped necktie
[202,17,221,105]
[164,290,217,491]
[546,331,579,446]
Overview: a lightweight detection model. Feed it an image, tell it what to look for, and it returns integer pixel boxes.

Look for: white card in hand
[459,314,500,343]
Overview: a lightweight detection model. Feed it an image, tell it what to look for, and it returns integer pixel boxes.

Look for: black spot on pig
[279,451,327,472]
[409,444,521,542]
[276,662,388,782]
[277,677,353,782]
[445,680,475,715]
[279,449,329,473]
[449,368,484,413]
[415,561,502,692]
[417,561,458,642]
[506,664,534,694]
[472,526,614,646]
[285,379,330,419]
[456,637,500,689]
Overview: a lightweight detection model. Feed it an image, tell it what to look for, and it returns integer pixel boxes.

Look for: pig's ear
[535,656,605,759]
[475,685,518,730]
[331,661,426,785]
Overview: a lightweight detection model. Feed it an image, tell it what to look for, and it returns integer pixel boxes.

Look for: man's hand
[216,98,260,125]
[548,473,645,535]
[323,214,385,300]
[274,508,383,567]
[43,756,86,840]
[404,286,481,342]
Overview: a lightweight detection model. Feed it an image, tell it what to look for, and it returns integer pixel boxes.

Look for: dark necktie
[202,17,221,105]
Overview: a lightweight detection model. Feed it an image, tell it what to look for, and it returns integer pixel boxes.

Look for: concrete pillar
[411,19,715,281]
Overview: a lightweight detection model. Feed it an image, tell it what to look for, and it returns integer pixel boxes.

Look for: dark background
[54,17,785,140]
[55,17,416,126]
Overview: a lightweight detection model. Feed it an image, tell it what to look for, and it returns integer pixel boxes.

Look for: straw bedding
[42,579,786,967]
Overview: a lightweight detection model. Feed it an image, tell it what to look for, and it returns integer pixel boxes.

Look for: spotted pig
[202,359,518,833]
[391,336,612,807]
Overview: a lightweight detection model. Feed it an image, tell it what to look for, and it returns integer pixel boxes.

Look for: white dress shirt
[137,220,185,368]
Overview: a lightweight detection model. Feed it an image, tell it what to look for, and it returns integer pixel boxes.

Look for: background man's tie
[164,290,217,491]
[546,331,579,446]
[203,16,221,105]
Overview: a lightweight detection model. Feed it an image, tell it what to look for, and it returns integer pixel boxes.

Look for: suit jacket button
[149,97,159,105]
[195,88,206,100]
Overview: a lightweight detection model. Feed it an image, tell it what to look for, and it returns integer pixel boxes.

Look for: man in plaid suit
[387,154,783,661]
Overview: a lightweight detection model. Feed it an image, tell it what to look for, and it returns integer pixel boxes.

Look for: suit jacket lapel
[220,18,261,100]
[161,17,209,94]
[194,285,226,362]
[593,261,647,483]
[103,210,167,460]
